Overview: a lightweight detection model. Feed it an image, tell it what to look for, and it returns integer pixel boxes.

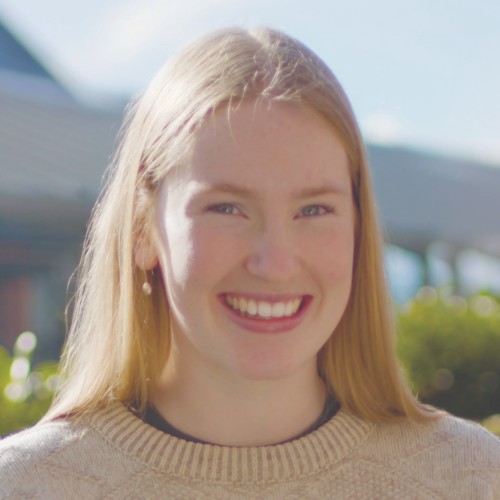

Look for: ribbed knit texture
[1,401,499,499]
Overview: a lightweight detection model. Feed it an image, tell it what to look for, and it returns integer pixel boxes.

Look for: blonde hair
[46,27,433,422]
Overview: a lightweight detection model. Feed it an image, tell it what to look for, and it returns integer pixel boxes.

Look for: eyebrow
[196,182,350,198]
[294,185,350,198]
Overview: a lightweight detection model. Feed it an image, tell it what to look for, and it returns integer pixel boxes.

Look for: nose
[245,223,299,282]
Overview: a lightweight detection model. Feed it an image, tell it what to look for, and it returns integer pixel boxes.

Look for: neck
[152,351,327,447]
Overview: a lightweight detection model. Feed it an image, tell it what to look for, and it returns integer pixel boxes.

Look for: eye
[298,205,334,217]
[208,203,241,216]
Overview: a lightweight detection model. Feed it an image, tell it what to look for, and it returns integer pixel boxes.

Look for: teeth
[247,300,257,316]
[258,302,272,318]
[225,295,303,319]
[271,302,285,318]
[238,297,247,313]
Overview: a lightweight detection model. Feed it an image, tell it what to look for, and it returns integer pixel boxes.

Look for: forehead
[174,100,351,193]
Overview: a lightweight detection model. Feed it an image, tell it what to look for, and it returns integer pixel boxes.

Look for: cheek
[305,225,355,282]
[160,221,236,291]
[159,220,196,288]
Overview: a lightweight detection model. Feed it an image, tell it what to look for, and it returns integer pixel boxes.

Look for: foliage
[0,332,58,437]
[397,288,500,421]
[481,414,500,436]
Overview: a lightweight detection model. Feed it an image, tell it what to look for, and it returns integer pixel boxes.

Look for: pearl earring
[142,269,152,295]
[142,280,152,295]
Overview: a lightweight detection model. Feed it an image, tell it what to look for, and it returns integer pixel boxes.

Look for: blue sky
[0,0,499,165]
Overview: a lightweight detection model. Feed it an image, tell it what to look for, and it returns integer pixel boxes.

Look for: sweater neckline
[142,394,341,445]
[83,401,374,483]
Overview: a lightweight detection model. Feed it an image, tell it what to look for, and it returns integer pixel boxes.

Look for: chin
[230,355,314,382]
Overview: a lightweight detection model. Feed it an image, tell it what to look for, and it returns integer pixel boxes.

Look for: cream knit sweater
[1,402,499,499]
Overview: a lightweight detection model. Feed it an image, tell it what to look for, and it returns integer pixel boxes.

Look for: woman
[1,27,499,498]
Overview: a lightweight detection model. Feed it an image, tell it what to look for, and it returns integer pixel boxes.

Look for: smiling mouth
[223,294,308,320]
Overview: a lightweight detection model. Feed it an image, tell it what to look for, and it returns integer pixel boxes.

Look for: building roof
[368,146,500,258]
[0,18,72,102]
[0,91,120,238]
[0,20,53,79]
[0,90,120,274]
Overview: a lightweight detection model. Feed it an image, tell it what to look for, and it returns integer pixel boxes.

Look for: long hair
[45,27,433,422]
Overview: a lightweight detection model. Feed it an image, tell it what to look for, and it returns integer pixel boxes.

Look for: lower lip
[219,296,311,334]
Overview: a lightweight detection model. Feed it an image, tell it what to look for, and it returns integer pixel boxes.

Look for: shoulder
[434,412,500,450]
[363,408,495,440]
[409,412,499,458]
[0,418,86,467]
[369,412,500,463]
[0,417,103,497]
[359,412,500,497]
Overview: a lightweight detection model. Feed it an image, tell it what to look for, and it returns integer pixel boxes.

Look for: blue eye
[299,205,332,217]
[209,203,240,215]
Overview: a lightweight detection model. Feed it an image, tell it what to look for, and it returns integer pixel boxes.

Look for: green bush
[482,414,500,436]
[397,288,500,420]
[0,332,58,437]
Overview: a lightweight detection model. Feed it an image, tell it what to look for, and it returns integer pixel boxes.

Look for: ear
[134,236,158,270]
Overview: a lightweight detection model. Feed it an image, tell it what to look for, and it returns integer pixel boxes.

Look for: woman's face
[154,100,355,382]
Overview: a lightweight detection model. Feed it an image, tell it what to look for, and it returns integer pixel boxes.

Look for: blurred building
[368,145,500,300]
[1,18,499,357]
[0,19,120,357]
